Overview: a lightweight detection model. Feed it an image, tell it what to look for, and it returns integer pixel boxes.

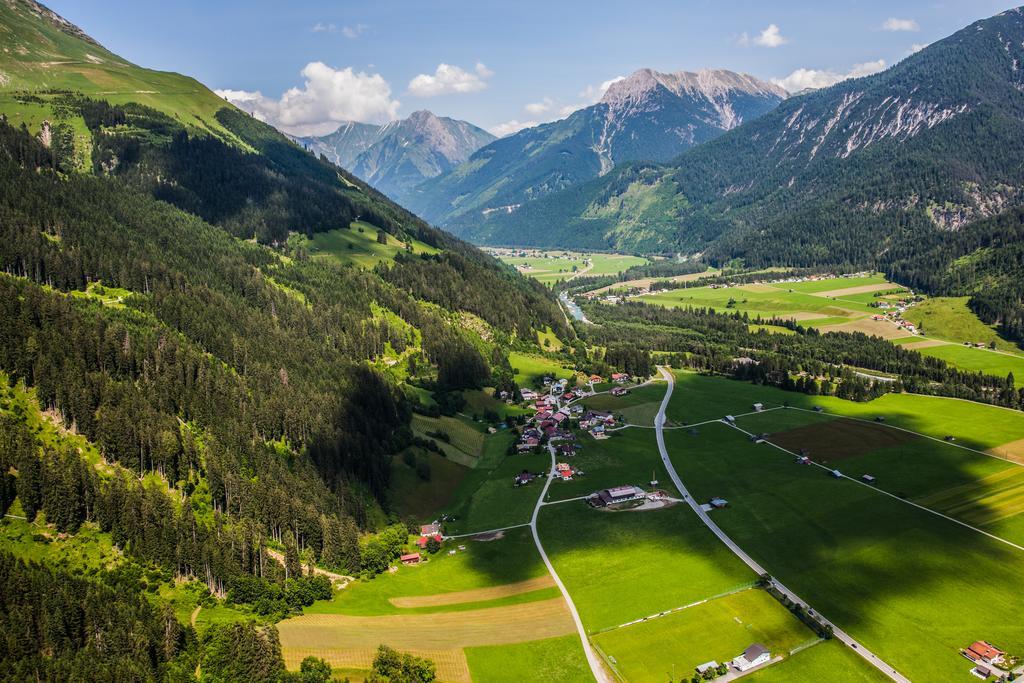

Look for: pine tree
[283,529,302,579]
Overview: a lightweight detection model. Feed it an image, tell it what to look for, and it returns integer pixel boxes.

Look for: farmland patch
[765,418,918,461]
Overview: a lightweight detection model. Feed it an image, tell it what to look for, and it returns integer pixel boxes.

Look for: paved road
[531,442,613,683]
[653,367,911,683]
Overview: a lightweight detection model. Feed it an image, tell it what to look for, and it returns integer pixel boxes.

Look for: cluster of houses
[580,410,616,439]
[961,640,1010,679]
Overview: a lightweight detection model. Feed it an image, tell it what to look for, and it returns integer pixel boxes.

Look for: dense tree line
[582,301,1023,408]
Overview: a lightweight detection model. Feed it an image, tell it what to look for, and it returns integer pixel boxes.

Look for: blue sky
[48,0,1022,136]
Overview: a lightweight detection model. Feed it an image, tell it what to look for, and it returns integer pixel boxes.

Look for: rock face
[297,111,495,200]
[404,69,786,228]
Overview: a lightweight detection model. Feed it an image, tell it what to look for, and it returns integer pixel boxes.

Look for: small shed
[831,469,843,478]
[696,661,719,675]
[862,474,876,484]
[752,403,764,412]
[710,497,729,509]
[724,415,736,423]
[400,553,421,565]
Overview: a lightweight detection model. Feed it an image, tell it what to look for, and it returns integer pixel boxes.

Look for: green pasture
[663,423,1024,682]
[410,413,486,467]
[499,251,648,286]
[747,640,886,682]
[388,449,470,521]
[509,352,576,385]
[442,432,550,535]
[782,274,889,294]
[667,371,1024,449]
[307,221,439,269]
[911,343,1024,386]
[904,296,1020,351]
[593,588,815,683]
[581,382,665,426]
[536,503,755,632]
[465,634,591,683]
[306,527,548,617]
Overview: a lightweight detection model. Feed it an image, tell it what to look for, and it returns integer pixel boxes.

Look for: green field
[465,634,591,683]
[594,588,816,682]
[667,371,1024,450]
[307,221,440,269]
[498,251,649,286]
[909,343,1024,386]
[735,408,1024,545]
[388,450,470,521]
[306,527,548,617]
[441,432,550,535]
[643,277,883,321]
[509,352,576,385]
[663,421,1024,681]
[580,382,665,426]
[410,413,487,467]
[904,296,1020,351]
[746,640,886,682]
[537,502,756,632]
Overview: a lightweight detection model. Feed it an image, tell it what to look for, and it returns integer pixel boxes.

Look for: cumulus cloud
[311,22,336,33]
[579,75,627,104]
[215,62,400,136]
[772,59,887,93]
[910,42,928,53]
[489,119,538,137]
[408,62,493,97]
[882,17,919,32]
[524,97,554,116]
[740,24,789,48]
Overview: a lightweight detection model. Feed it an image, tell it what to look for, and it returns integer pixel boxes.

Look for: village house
[732,643,770,672]
[520,388,538,401]
[962,641,1005,666]
[695,661,719,676]
[589,485,646,507]
[416,534,443,549]
[610,386,628,397]
[513,471,534,487]
[400,553,421,565]
[611,372,631,383]
[589,374,604,383]
[420,523,440,536]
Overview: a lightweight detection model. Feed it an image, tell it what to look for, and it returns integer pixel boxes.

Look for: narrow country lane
[531,442,613,683]
[653,367,911,683]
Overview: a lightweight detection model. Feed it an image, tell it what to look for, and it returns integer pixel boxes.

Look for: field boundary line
[443,522,530,540]
[590,641,626,683]
[730,422,1024,554]
[590,583,757,635]
[789,637,824,656]
[541,495,591,506]
[786,405,1022,466]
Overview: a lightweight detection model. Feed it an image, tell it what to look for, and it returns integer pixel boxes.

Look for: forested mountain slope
[296,110,496,200]
[405,69,785,233]
[0,2,567,670]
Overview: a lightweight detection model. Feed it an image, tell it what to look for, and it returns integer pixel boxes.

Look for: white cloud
[216,61,400,136]
[408,62,493,97]
[740,24,789,48]
[579,75,626,104]
[772,59,886,93]
[524,97,554,116]
[910,42,928,53]
[311,22,335,33]
[341,24,368,39]
[882,17,920,32]
[489,119,538,137]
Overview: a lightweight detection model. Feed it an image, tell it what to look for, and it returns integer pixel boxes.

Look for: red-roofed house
[400,553,421,565]
[416,534,443,549]
[964,641,1004,664]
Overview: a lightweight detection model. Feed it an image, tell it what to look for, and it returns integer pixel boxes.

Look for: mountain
[403,68,786,231]
[296,110,496,199]
[478,6,1024,339]
[0,2,567,674]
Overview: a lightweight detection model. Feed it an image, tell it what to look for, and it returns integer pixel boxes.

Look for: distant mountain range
[401,68,786,230]
[470,6,1024,257]
[296,111,495,199]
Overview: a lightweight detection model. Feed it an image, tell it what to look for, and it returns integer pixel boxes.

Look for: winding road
[654,367,910,683]
[531,441,613,683]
